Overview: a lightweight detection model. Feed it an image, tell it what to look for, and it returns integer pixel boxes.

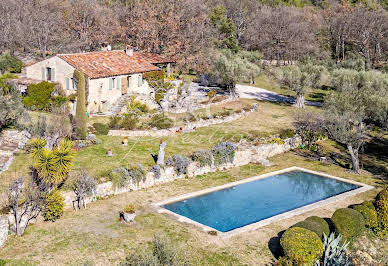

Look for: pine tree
[74,70,87,139]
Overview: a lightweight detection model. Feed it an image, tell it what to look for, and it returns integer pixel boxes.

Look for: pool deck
[151,166,374,238]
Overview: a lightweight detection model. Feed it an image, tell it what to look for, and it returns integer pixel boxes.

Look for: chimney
[101,44,112,51]
[125,45,133,56]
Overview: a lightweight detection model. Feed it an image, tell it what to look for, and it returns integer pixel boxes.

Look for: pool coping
[151,166,374,238]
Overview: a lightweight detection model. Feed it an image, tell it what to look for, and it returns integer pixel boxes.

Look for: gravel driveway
[236,84,322,107]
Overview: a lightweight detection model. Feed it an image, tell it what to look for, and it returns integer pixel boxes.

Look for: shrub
[279,128,295,139]
[166,154,190,175]
[43,190,64,222]
[212,142,236,165]
[375,187,388,235]
[192,149,213,167]
[351,201,378,230]
[149,113,173,129]
[305,216,330,237]
[0,53,22,73]
[92,123,109,135]
[120,113,139,130]
[321,232,351,266]
[110,164,144,188]
[331,208,365,243]
[123,204,135,214]
[150,165,161,179]
[143,70,164,81]
[22,81,55,111]
[109,115,122,129]
[292,219,327,239]
[280,227,323,265]
[127,96,149,115]
[270,137,285,145]
[207,90,217,99]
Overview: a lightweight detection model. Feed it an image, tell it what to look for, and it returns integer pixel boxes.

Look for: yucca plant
[316,233,351,266]
[32,139,75,186]
[29,138,47,160]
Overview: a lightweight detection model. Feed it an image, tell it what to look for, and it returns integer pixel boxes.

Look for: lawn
[0,97,387,265]
[0,149,383,265]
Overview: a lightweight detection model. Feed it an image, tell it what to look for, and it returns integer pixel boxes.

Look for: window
[72,78,77,90]
[127,76,131,88]
[112,78,116,89]
[138,75,143,87]
[46,67,52,81]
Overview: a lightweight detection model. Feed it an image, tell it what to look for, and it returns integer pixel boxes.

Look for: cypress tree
[74,70,87,139]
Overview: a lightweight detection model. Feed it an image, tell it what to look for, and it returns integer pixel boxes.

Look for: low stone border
[108,107,255,137]
[152,166,374,238]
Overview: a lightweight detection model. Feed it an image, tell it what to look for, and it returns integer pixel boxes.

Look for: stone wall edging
[108,108,255,137]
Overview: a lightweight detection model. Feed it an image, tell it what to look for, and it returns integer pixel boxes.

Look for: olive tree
[72,170,97,210]
[276,65,313,108]
[210,49,261,97]
[8,176,45,235]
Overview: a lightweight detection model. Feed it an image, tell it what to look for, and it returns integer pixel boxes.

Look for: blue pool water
[164,171,359,232]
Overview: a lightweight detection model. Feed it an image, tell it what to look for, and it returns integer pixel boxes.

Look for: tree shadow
[268,230,285,259]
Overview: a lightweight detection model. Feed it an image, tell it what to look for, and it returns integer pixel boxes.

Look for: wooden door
[121,77,127,95]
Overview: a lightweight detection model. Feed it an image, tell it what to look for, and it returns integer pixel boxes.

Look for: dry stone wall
[108,108,255,137]
[0,136,300,248]
[62,136,301,209]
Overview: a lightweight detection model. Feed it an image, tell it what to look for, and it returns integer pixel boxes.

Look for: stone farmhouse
[25,47,174,114]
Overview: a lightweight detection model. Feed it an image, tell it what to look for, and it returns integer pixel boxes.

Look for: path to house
[236,84,322,107]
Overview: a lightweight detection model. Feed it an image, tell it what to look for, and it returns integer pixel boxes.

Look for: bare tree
[72,170,97,210]
[8,176,44,236]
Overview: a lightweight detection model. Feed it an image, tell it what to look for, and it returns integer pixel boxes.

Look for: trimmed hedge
[375,187,388,235]
[292,216,330,239]
[305,216,330,237]
[93,123,109,135]
[331,208,365,243]
[280,227,323,265]
[351,201,378,230]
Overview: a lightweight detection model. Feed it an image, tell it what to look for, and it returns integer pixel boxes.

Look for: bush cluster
[121,113,139,130]
[0,53,22,73]
[351,201,378,230]
[43,190,64,222]
[149,113,173,129]
[166,154,190,175]
[280,227,323,265]
[375,187,388,235]
[123,203,135,214]
[292,216,329,239]
[93,123,109,135]
[22,81,55,111]
[331,208,365,244]
[110,165,145,188]
[212,142,236,165]
[192,149,213,167]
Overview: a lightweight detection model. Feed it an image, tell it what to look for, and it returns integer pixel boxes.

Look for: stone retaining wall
[62,136,301,209]
[108,108,254,137]
[0,130,31,173]
[1,136,300,248]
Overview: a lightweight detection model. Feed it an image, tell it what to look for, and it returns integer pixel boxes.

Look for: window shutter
[109,78,113,90]
[51,68,55,81]
[41,67,46,80]
[138,75,141,87]
[66,77,70,90]
[117,77,121,89]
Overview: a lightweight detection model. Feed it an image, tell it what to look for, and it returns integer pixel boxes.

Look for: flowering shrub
[43,190,64,222]
[212,142,236,165]
[192,149,213,167]
[166,154,190,175]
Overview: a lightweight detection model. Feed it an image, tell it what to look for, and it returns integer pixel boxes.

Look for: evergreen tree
[74,70,87,139]
[210,5,239,52]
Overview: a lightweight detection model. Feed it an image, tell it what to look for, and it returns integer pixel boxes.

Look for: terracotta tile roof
[58,50,162,79]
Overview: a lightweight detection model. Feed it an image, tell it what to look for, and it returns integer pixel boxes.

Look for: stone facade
[25,56,150,114]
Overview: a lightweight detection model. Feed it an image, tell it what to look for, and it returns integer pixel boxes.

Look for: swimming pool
[155,167,373,236]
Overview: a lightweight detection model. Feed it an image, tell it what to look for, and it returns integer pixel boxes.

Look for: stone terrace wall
[108,108,255,137]
[62,136,301,209]
[0,216,7,248]
[0,130,31,173]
